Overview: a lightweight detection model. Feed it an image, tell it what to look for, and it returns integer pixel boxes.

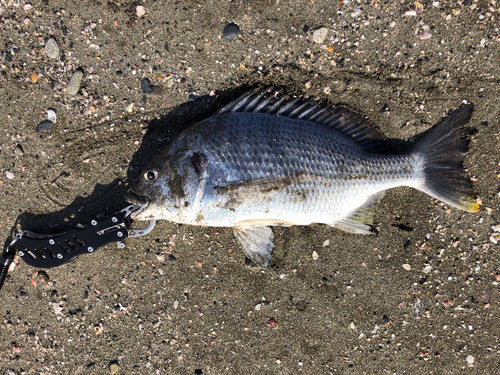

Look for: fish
[126,89,478,267]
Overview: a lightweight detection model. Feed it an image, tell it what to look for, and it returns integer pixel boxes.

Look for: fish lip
[126,192,149,219]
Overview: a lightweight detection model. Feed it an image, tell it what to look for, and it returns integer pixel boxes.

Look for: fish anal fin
[233,227,274,267]
[332,192,385,234]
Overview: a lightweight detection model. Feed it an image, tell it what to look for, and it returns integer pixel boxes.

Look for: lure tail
[411,104,479,212]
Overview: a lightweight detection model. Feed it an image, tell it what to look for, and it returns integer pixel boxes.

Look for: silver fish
[126,90,478,266]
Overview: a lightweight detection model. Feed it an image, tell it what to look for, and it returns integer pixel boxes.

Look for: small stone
[492,224,500,232]
[66,69,83,95]
[31,72,38,83]
[312,251,319,260]
[402,264,411,271]
[37,120,53,132]
[14,144,24,156]
[466,354,474,364]
[52,302,63,314]
[109,361,119,374]
[419,29,432,40]
[322,239,330,247]
[44,37,60,59]
[312,27,328,44]
[5,172,14,179]
[194,370,203,375]
[423,265,432,274]
[222,23,240,41]
[141,78,151,94]
[173,300,179,309]
[136,5,146,17]
[125,103,134,113]
[148,86,163,97]
[47,109,57,123]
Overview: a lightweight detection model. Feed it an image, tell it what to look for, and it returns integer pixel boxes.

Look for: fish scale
[127,91,478,267]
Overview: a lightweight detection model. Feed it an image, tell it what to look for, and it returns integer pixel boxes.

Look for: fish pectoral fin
[216,175,318,208]
[332,191,385,234]
[233,226,274,267]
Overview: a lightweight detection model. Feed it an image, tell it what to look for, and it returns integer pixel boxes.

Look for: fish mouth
[126,192,149,219]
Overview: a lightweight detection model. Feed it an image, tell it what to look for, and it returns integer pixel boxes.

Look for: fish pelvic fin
[411,104,479,212]
[233,227,274,267]
[332,192,385,234]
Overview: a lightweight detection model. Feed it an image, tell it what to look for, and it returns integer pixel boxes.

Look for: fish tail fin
[410,104,479,212]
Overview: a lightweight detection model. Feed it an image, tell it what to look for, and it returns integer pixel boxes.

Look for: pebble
[322,239,329,247]
[402,264,411,271]
[222,23,240,41]
[194,370,203,375]
[466,354,474,364]
[44,37,60,59]
[148,86,163,97]
[312,251,319,260]
[109,362,119,374]
[37,120,53,132]
[490,234,499,244]
[312,27,328,44]
[47,109,57,123]
[14,144,24,156]
[136,5,146,17]
[141,78,151,94]
[423,265,432,274]
[66,69,83,95]
[5,171,14,179]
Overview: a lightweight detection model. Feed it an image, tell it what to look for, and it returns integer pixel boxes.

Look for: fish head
[126,149,202,222]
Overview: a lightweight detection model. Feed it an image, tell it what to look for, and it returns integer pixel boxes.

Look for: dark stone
[141,78,151,94]
[37,120,53,132]
[222,23,240,41]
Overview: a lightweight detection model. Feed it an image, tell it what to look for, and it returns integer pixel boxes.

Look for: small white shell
[47,109,57,124]
[136,5,146,17]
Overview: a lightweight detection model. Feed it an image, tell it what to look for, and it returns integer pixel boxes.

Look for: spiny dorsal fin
[216,88,385,152]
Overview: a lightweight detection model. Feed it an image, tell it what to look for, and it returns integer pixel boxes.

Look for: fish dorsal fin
[333,191,385,234]
[233,227,274,267]
[216,89,385,152]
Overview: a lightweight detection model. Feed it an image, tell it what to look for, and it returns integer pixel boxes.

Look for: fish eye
[145,170,158,182]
